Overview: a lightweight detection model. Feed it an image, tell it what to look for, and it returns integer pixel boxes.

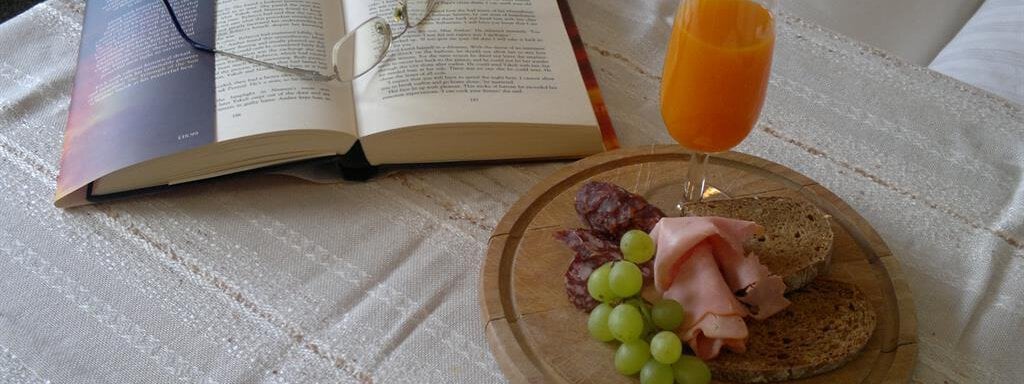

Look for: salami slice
[556,228,618,259]
[556,228,654,311]
[575,181,666,239]
[556,229,620,312]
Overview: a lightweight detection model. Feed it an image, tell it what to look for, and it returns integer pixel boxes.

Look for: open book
[56,0,616,207]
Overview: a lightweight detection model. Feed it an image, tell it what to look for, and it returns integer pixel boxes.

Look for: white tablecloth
[1,0,1022,383]
[929,0,1024,105]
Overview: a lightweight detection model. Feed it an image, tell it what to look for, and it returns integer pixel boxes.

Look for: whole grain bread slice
[683,196,833,292]
[707,279,877,383]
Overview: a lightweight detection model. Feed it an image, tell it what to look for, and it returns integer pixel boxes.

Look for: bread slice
[683,196,833,292]
[707,279,877,383]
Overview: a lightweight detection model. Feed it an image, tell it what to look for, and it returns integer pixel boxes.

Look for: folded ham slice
[651,217,789,360]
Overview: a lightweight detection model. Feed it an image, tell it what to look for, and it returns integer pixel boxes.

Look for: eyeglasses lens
[333,18,393,81]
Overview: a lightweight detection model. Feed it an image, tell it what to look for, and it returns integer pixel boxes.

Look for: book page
[215,0,358,141]
[345,0,598,136]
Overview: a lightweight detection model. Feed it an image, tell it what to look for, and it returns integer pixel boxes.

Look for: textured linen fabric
[929,0,1024,104]
[1,0,1023,383]
[781,0,985,66]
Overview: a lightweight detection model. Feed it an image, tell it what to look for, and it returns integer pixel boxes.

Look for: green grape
[652,298,685,331]
[640,359,674,384]
[587,262,616,302]
[673,355,711,384]
[587,303,615,342]
[626,297,656,339]
[609,261,643,297]
[650,331,682,364]
[624,297,647,309]
[614,339,650,375]
[620,229,656,263]
[608,303,644,342]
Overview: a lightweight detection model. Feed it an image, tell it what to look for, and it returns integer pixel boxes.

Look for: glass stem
[679,152,710,211]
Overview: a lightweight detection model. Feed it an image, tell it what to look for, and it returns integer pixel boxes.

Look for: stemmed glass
[661,0,777,207]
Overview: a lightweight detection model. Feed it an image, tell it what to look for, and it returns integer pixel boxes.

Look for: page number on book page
[178,131,200,141]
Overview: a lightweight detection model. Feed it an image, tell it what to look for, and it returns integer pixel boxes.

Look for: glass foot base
[675,185,729,212]
[645,180,731,217]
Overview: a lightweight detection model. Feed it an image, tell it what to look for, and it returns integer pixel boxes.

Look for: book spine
[557,0,619,151]
[337,142,377,181]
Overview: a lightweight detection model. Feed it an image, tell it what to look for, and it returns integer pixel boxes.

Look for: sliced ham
[688,315,748,359]
[661,243,749,359]
[650,217,790,360]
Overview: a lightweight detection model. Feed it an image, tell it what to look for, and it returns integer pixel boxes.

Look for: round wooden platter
[480,146,917,383]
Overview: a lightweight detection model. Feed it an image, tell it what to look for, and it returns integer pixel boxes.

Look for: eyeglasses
[160,0,438,82]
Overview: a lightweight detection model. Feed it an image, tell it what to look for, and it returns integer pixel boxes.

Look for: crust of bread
[683,196,834,292]
[706,280,877,383]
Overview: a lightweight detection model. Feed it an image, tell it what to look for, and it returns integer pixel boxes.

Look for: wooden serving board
[480,146,917,383]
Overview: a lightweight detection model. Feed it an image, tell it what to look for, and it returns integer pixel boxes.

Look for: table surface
[1,0,1022,383]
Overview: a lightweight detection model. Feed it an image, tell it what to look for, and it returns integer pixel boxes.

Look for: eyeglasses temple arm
[160,0,215,53]
[216,51,337,82]
[160,0,336,82]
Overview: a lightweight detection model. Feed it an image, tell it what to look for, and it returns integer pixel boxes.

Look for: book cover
[57,1,217,204]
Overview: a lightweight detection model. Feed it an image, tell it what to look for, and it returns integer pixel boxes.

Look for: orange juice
[661,0,775,153]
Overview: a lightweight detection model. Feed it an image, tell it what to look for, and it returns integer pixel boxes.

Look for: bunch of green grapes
[585,230,711,384]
